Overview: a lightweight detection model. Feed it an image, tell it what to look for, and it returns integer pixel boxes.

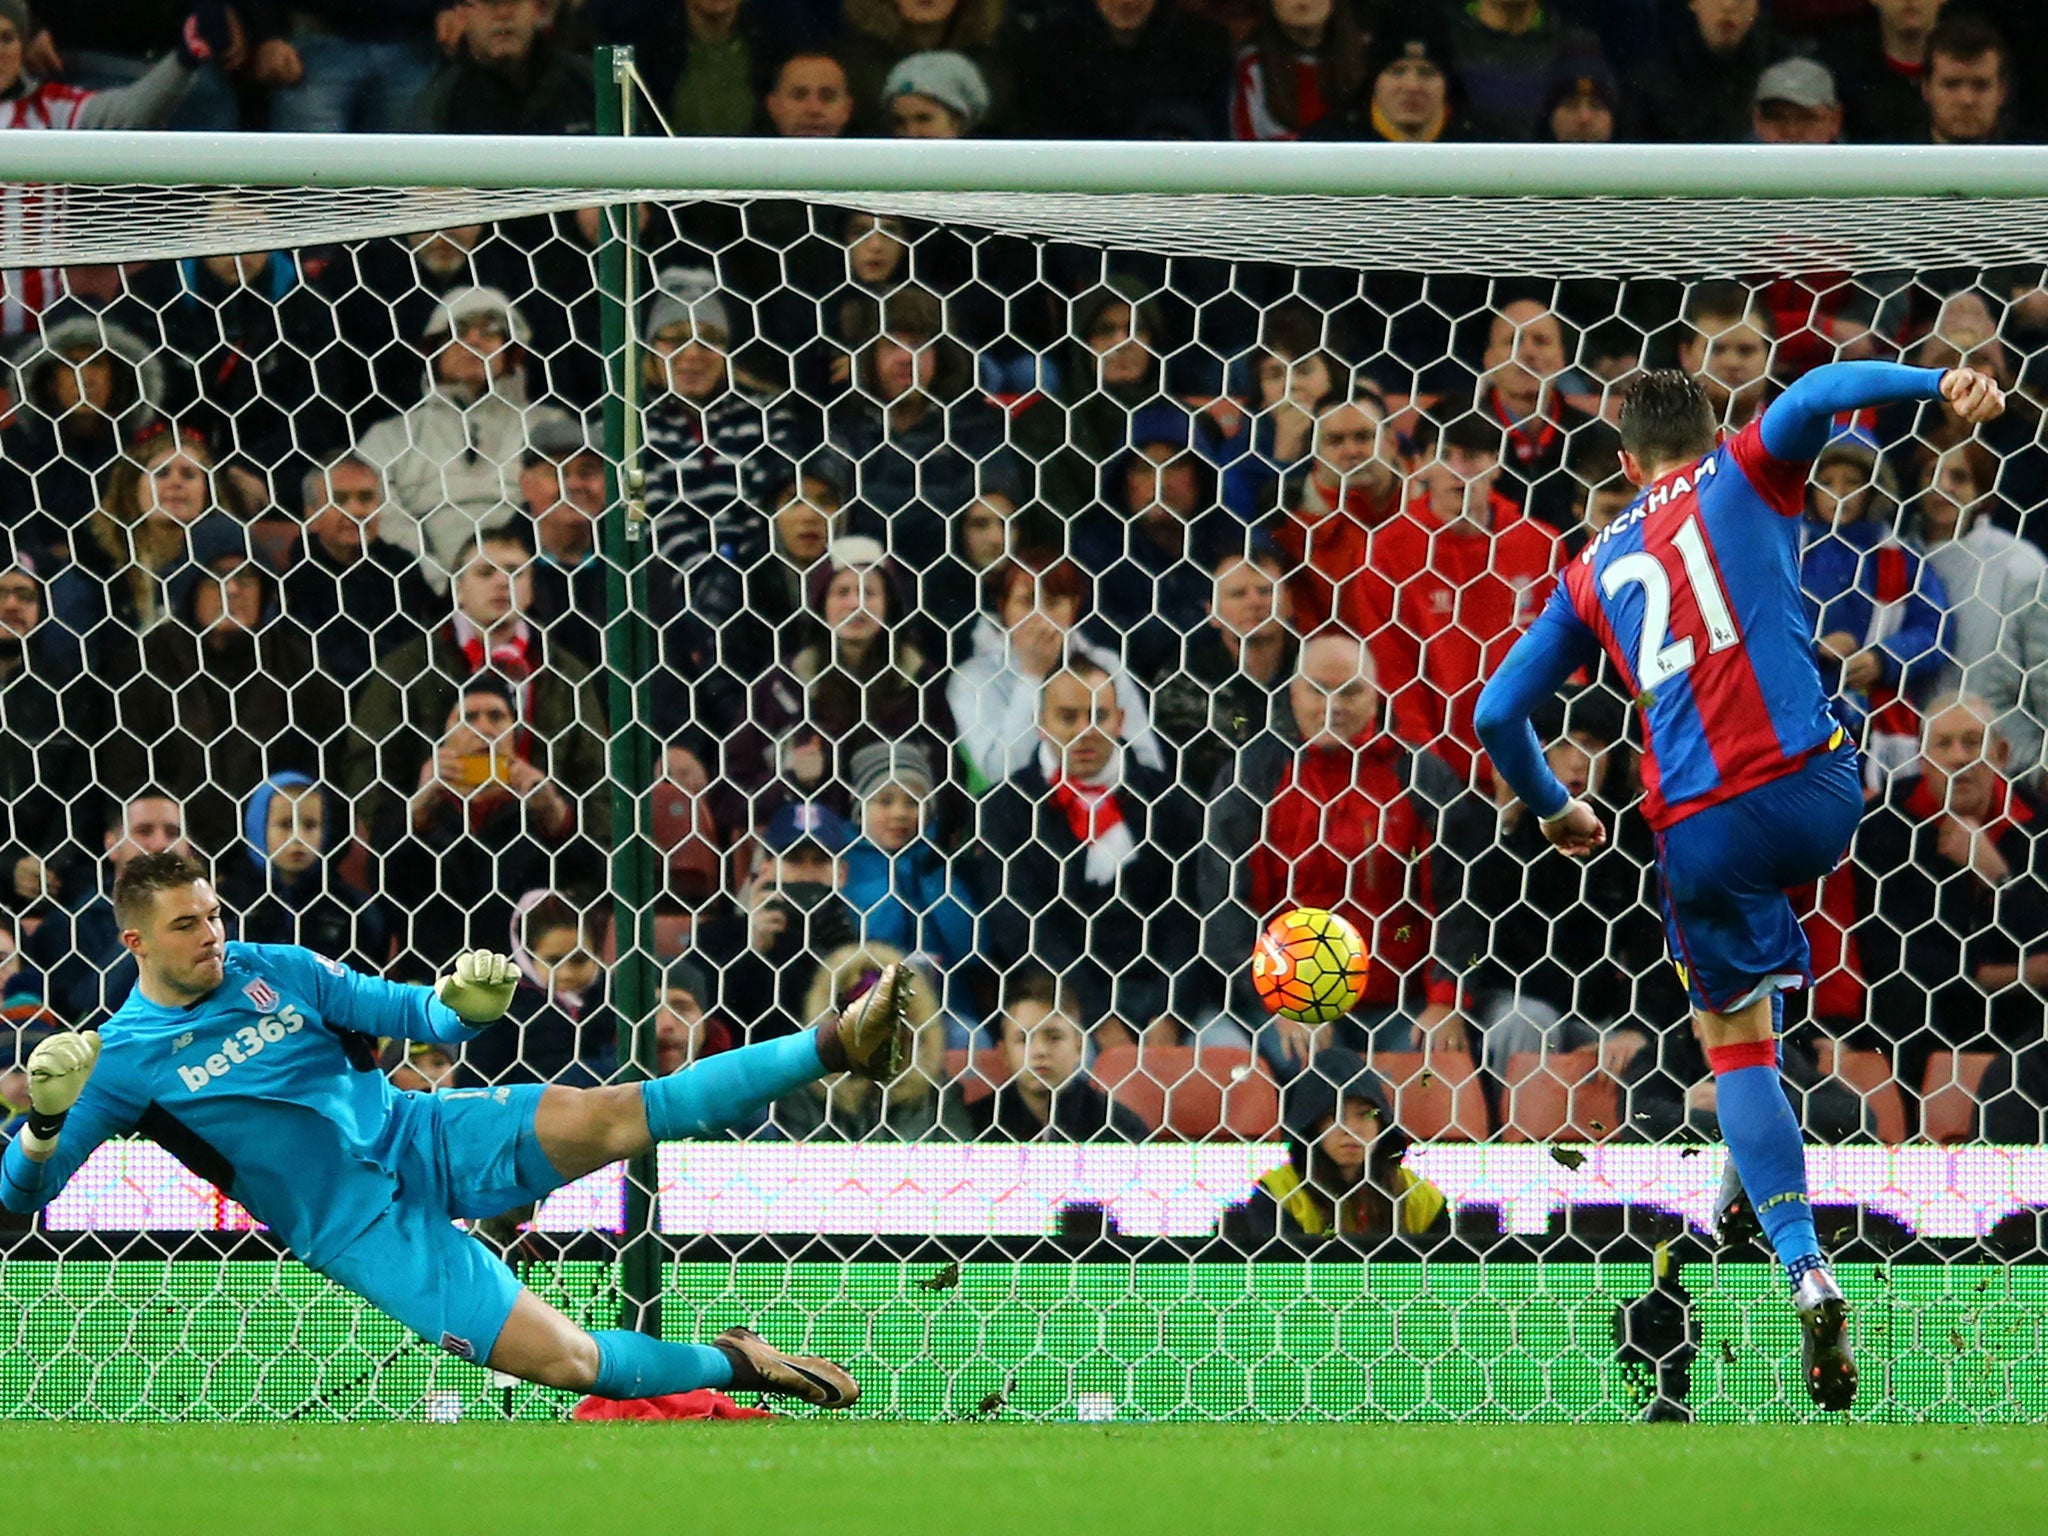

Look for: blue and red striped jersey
[1552,419,1841,828]
[1476,362,1948,828]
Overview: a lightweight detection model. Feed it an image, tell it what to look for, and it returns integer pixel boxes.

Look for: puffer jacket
[357,371,572,581]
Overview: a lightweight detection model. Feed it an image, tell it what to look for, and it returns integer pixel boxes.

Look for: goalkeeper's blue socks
[1708,1036,1823,1283]
[591,1330,733,1398]
[640,1029,825,1140]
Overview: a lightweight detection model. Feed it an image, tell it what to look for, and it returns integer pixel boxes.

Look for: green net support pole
[595,43,662,1338]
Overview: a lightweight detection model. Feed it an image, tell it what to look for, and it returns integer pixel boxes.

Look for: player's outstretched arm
[1760,362,2004,463]
[1474,595,1605,858]
[259,941,518,1048]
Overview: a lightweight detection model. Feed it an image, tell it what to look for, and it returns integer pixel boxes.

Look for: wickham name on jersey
[1578,455,1719,567]
[176,1004,309,1091]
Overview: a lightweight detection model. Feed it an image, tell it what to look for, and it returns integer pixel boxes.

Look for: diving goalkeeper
[1,851,909,1407]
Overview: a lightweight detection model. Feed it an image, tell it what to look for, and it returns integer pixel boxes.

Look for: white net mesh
[3,155,2048,1424]
[25,182,2048,278]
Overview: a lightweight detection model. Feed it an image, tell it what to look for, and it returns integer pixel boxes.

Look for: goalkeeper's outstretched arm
[258,942,521,1046]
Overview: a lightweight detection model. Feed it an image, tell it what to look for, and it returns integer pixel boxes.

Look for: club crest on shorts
[243,978,279,1012]
[439,1331,477,1361]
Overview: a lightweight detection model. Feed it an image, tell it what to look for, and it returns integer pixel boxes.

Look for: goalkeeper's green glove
[24,1032,101,1151]
[434,949,520,1025]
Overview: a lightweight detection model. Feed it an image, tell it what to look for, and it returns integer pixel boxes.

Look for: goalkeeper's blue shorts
[316,1083,561,1363]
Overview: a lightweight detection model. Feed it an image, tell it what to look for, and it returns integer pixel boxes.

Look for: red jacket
[1341,496,1563,787]
[1248,730,1457,1011]
[1268,473,1403,634]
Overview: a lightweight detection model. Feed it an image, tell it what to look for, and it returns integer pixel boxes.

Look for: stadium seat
[1920,1052,1995,1145]
[940,1049,1011,1104]
[1371,1051,1490,1142]
[1501,1050,1619,1143]
[1828,1048,1909,1144]
[1094,1045,1282,1141]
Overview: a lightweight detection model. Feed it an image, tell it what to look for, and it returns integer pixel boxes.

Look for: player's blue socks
[640,1029,826,1141]
[591,1329,734,1399]
[1709,1038,1823,1283]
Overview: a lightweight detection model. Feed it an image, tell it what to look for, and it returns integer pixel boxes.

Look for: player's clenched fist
[27,1032,100,1118]
[1941,366,2006,425]
[1538,798,1607,858]
[435,949,520,1024]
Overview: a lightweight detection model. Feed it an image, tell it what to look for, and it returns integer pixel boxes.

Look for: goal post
[8,135,2048,268]
[2,121,2047,1424]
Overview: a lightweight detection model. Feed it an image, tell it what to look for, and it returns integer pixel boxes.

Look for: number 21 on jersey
[1599,516,1739,689]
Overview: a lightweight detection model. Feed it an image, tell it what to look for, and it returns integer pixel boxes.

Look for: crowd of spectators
[2,0,2048,1157]
[13,1,2048,150]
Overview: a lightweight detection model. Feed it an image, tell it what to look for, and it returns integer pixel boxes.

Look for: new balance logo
[176,1005,307,1091]
[243,978,279,1011]
[171,1032,194,1051]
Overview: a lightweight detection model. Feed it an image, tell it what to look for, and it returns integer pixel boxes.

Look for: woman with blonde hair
[769,943,969,1142]
[73,423,251,642]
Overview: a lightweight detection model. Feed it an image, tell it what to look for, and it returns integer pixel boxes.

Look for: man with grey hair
[1199,631,1462,1069]
[1852,692,2048,1136]
[279,451,439,693]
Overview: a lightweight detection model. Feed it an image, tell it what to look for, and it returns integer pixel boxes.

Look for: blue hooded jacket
[221,773,391,972]
[842,837,980,1014]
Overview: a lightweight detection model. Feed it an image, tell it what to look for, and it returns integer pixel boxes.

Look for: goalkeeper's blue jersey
[0,943,478,1267]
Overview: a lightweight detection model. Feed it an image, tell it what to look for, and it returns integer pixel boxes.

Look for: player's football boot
[815,960,911,1082]
[712,1327,860,1409]
[1793,1267,1857,1411]
[1713,1158,1762,1253]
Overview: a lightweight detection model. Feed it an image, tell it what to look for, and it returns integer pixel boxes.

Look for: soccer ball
[1251,907,1370,1024]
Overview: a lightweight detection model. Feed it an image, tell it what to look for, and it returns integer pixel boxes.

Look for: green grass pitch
[15,1422,2048,1536]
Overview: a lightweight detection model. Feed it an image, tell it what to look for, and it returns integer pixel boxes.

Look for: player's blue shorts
[315,1084,562,1363]
[1654,732,1864,1015]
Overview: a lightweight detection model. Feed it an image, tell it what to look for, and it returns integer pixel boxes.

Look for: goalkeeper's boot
[1713,1156,1762,1253]
[713,1327,860,1409]
[1793,1264,1857,1411]
[815,961,912,1082]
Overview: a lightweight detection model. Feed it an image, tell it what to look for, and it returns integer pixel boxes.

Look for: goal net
[3,132,2047,1425]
